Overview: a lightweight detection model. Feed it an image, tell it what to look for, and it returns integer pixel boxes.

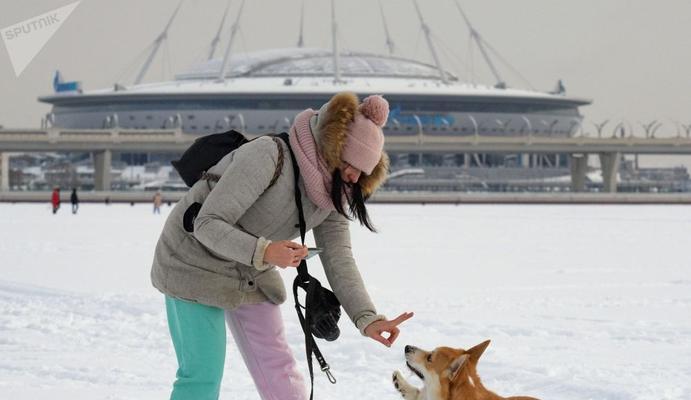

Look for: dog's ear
[447,354,469,382]
[467,340,491,362]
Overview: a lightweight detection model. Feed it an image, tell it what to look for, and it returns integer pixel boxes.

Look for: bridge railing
[0,128,188,142]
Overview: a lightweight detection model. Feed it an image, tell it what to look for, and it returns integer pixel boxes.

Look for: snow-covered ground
[1,203,690,400]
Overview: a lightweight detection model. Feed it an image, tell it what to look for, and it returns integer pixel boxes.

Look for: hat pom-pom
[359,95,389,127]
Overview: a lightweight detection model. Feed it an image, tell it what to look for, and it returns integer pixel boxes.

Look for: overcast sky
[1,0,690,166]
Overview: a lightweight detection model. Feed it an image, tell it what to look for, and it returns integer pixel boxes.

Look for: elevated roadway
[1,127,690,192]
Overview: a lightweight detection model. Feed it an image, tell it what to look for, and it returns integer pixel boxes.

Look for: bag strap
[278,132,337,400]
[277,134,308,278]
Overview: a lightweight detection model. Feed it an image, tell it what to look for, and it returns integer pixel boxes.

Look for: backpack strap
[267,137,285,189]
[277,132,337,400]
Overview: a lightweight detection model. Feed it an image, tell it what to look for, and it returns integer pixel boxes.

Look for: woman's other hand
[364,312,414,347]
[263,241,308,268]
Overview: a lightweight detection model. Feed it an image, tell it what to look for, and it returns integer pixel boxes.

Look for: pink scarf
[289,109,336,210]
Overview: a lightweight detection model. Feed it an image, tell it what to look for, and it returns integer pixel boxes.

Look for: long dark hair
[330,170,376,232]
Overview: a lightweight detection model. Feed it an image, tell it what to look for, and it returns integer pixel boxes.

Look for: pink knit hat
[342,95,388,175]
[315,94,389,175]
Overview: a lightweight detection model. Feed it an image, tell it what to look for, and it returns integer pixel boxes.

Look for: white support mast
[378,0,395,55]
[297,1,305,47]
[134,1,183,85]
[208,0,232,60]
[452,0,505,88]
[330,0,343,83]
[412,0,448,84]
[217,0,246,82]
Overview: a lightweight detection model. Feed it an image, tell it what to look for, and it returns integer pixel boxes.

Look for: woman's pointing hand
[364,312,414,347]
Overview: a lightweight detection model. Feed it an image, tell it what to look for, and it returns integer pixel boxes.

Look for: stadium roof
[175,47,458,81]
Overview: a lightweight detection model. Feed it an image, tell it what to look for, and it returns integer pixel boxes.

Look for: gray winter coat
[151,136,384,334]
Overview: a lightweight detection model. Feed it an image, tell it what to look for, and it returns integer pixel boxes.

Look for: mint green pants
[165,295,307,400]
[166,296,226,400]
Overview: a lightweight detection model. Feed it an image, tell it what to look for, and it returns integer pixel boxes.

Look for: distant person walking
[51,187,60,214]
[153,191,162,214]
[70,188,79,214]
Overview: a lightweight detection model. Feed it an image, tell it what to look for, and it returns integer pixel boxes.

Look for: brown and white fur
[392,340,539,400]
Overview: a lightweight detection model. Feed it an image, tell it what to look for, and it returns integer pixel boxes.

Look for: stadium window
[188,115,195,120]
[146,115,153,120]
[129,115,135,120]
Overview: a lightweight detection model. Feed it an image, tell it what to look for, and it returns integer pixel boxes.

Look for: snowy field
[1,202,690,400]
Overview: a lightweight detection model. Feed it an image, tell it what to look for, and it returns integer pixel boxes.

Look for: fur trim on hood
[316,92,389,196]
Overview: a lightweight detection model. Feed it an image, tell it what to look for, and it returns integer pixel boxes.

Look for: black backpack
[173,130,285,233]
[171,129,250,187]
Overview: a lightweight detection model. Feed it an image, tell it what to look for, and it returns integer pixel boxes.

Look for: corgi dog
[392,340,539,400]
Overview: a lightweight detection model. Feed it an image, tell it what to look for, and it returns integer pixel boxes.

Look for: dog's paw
[392,371,419,399]
[392,370,403,389]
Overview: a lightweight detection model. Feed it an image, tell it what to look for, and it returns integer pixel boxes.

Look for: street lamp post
[640,120,661,139]
[683,123,691,139]
[593,120,609,139]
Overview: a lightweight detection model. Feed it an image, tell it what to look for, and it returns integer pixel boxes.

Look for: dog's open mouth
[406,362,424,380]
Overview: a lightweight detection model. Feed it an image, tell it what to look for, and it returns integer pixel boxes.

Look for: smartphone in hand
[306,247,323,259]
